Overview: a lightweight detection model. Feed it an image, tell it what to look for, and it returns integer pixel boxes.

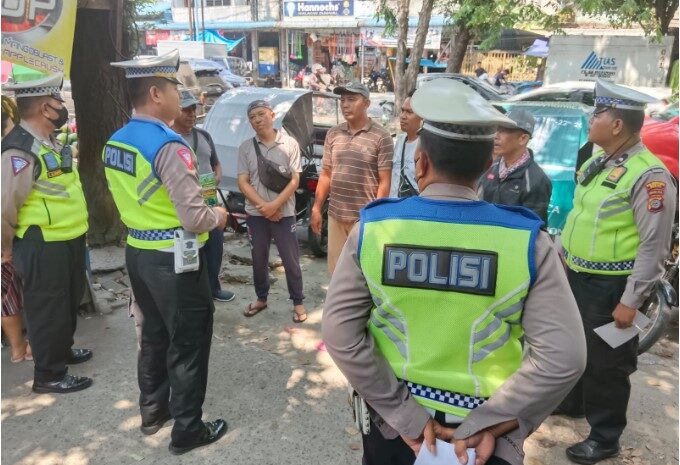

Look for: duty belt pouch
[347,384,371,435]
[173,229,199,274]
[252,138,292,193]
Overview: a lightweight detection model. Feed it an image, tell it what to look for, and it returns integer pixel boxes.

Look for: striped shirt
[322,121,394,222]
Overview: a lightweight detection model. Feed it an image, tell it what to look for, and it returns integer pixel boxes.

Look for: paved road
[2,239,677,465]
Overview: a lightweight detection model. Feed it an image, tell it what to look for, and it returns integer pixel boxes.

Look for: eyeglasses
[590,107,610,119]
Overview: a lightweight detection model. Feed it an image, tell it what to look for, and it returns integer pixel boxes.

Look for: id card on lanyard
[192,129,219,206]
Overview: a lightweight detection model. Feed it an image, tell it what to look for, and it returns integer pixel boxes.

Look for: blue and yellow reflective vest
[358,196,542,419]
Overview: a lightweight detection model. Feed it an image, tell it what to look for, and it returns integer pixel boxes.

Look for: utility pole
[250,0,260,85]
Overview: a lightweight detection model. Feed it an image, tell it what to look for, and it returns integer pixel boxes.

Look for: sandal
[244,302,267,317]
[292,306,307,324]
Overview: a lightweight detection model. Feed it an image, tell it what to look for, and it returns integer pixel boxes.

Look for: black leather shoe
[32,375,93,394]
[566,439,620,464]
[552,407,586,418]
[168,419,228,455]
[141,412,172,436]
[66,348,92,365]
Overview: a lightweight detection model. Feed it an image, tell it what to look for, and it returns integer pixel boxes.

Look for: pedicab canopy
[203,87,314,192]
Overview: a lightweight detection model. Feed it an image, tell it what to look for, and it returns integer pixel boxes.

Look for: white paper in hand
[593,310,651,349]
[414,439,476,465]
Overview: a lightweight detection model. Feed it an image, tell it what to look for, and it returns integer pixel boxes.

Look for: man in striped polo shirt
[310,82,394,274]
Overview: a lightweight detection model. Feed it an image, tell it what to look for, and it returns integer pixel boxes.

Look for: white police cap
[4,72,65,102]
[110,50,182,84]
[594,79,657,111]
[411,79,516,141]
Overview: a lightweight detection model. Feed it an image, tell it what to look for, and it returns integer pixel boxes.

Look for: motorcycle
[637,220,679,354]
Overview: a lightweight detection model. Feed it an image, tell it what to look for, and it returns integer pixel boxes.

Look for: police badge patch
[177,147,194,170]
[10,156,29,175]
[645,181,666,213]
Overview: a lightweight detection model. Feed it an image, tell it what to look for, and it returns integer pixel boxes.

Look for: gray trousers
[245,215,304,305]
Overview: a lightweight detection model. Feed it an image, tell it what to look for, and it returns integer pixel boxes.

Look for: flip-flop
[292,312,307,324]
[244,303,267,317]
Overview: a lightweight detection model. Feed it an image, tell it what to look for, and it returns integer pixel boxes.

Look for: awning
[193,29,244,51]
[524,39,549,58]
[137,20,277,31]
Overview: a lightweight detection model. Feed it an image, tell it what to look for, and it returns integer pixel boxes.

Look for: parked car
[207,56,252,86]
[184,60,232,112]
[416,73,508,101]
[190,57,249,88]
[507,81,595,105]
[496,101,592,235]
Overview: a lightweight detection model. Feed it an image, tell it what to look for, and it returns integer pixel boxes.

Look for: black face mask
[46,103,69,129]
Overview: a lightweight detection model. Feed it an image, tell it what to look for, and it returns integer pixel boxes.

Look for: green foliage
[374,0,398,37]
[439,0,571,50]
[571,0,678,35]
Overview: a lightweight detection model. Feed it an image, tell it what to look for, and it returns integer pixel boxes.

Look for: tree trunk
[71,7,129,246]
[446,25,472,73]
[656,0,679,35]
[393,0,410,115]
[400,0,435,109]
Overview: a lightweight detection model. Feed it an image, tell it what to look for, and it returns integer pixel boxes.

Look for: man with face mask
[1,73,93,393]
[105,51,229,455]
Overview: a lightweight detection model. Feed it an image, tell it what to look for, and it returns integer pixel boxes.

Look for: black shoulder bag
[252,138,292,193]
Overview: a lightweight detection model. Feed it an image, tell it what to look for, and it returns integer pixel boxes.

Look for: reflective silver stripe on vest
[370,315,407,358]
[138,180,162,206]
[472,326,511,362]
[601,195,628,209]
[495,298,525,320]
[473,317,502,344]
[598,204,630,219]
[137,173,156,195]
[34,180,69,198]
[372,296,407,334]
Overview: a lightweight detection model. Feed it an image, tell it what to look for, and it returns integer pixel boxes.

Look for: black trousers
[13,227,85,383]
[126,246,214,445]
[362,419,511,465]
[559,269,636,445]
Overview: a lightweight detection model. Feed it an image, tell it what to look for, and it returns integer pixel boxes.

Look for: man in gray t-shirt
[237,99,306,323]
[172,90,235,303]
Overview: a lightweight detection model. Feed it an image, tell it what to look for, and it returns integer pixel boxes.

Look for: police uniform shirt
[322,183,587,465]
[597,142,676,308]
[1,121,61,253]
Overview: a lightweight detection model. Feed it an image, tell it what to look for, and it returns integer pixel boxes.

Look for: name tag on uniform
[382,245,498,296]
[104,145,136,176]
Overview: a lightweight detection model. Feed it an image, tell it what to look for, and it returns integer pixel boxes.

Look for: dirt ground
[2,234,678,465]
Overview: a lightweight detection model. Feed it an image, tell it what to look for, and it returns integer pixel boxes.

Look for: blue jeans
[204,227,224,296]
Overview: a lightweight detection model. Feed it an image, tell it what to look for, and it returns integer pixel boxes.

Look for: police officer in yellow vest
[105,51,229,455]
[1,74,93,394]
[558,80,676,464]
[322,79,587,465]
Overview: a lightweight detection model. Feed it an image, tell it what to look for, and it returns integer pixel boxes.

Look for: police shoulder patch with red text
[645,181,666,213]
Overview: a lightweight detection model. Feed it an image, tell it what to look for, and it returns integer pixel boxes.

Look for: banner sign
[284,0,353,17]
[1,0,78,78]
